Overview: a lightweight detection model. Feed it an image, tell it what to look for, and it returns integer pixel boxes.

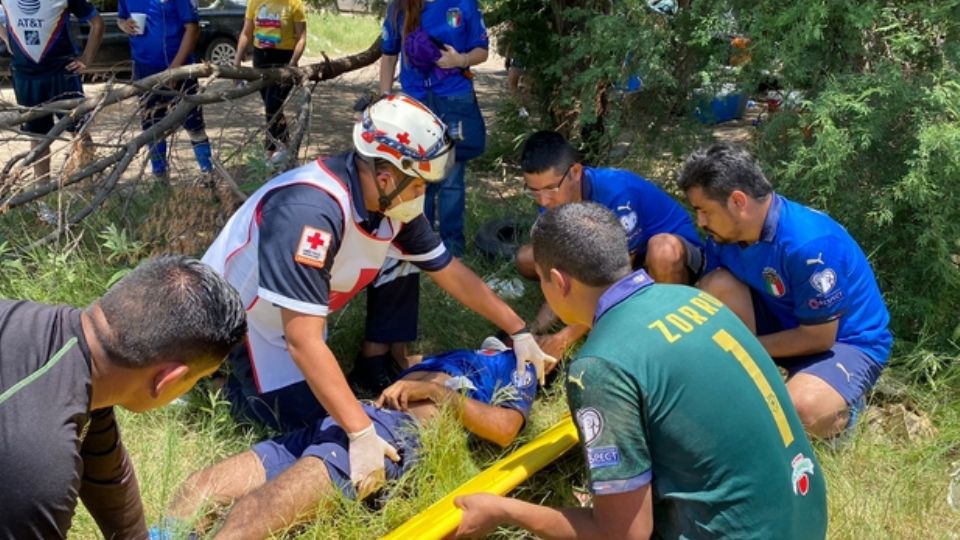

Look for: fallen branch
[0,38,383,215]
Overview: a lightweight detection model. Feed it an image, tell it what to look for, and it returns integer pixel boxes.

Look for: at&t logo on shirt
[17,0,41,15]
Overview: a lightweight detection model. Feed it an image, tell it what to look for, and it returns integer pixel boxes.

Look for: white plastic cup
[130,12,147,35]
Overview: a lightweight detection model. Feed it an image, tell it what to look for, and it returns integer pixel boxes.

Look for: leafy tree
[491,0,960,349]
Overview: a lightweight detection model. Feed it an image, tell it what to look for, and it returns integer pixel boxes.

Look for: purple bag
[403,27,462,82]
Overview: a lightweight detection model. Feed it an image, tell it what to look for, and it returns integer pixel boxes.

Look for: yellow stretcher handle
[382,414,579,540]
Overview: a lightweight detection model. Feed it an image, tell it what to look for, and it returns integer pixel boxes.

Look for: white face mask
[384,194,425,223]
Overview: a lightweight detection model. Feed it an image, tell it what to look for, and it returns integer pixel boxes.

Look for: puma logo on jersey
[806,252,825,266]
[567,370,586,390]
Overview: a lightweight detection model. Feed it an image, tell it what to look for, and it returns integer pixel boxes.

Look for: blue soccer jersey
[118,0,198,70]
[381,0,488,99]
[3,0,98,74]
[704,194,893,364]
[541,167,703,261]
[399,348,537,418]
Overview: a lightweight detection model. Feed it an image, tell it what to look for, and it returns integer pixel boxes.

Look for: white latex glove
[511,331,557,385]
[347,423,400,500]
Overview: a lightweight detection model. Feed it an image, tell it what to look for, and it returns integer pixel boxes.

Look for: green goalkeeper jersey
[567,270,827,539]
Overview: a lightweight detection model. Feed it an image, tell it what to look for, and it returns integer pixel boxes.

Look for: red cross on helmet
[352,93,456,182]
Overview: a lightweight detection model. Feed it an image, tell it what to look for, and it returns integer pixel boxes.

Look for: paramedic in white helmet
[202,94,556,498]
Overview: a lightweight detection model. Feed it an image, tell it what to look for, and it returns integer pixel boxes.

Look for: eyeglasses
[524,163,574,199]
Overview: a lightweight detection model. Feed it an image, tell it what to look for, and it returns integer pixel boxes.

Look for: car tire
[474,217,528,261]
[204,37,237,66]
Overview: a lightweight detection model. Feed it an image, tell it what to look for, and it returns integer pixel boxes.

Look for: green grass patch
[20,187,956,539]
[304,10,382,58]
[5,106,959,539]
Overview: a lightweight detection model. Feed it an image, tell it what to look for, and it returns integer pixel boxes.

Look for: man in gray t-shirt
[0,256,245,539]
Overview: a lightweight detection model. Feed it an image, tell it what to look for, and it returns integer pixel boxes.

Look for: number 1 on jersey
[712,329,795,447]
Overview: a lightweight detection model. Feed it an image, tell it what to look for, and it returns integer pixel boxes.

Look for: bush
[761,69,960,345]
[750,1,960,348]
[493,0,960,351]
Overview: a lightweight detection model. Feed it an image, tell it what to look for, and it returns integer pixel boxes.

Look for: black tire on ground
[204,37,237,66]
[474,217,527,261]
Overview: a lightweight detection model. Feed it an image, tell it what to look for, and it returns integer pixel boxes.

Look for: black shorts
[12,68,86,135]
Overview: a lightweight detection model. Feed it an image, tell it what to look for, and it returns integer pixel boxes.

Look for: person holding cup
[118,0,214,179]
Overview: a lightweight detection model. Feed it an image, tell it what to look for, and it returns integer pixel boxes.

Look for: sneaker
[192,139,213,173]
[148,522,198,540]
[846,396,866,431]
[827,397,866,450]
[347,353,403,398]
[948,466,960,512]
[268,149,289,168]
[149,141,168,178]
[485,277,525,300]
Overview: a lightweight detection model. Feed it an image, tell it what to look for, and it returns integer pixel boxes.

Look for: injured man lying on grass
[155,337,538,539]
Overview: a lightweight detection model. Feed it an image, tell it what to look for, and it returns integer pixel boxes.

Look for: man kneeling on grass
[157,338,537,539]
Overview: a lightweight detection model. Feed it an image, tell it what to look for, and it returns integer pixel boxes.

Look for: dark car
[1,0,246,74]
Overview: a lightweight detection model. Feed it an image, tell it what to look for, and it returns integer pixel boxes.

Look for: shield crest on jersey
[446,8,462,28]
[762,267,786,297]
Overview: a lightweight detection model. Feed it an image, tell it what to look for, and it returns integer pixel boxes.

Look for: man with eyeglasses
[515,130,703,357]
[202,94,556,499]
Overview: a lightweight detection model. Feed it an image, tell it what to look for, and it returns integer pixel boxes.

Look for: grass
[304,10,383,58]
[2,24,959,536]
[9,185,960,540]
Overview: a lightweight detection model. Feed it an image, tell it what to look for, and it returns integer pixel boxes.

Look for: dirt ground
[0,50,514,186]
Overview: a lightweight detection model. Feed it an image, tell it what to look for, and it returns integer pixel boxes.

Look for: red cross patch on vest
[294,226,332,269]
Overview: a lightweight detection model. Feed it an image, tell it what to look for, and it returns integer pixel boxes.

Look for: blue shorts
[252,402,420,499]
[752,291,884,405]
[134,63,206,134]
[12,69,85,135]
[366,261,420,344]
[677,235,705,284]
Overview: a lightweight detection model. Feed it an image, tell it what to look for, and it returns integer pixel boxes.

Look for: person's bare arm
[68,14,104,72]
[376,380,525,448]
[234,18,253,66]
[759,319,839,358]
[78,408,148,539]
[280,309,372,433]
[288,21,306,66]
[168,22,199,69]
[436,45,487,69]
[378,53,398,94]
[427,259,526,336]
[454,485,653,540]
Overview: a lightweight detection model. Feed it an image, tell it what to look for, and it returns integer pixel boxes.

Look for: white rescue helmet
[352,93,456,183]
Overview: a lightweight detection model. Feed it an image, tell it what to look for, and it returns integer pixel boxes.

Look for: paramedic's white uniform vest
[202,159,438,392]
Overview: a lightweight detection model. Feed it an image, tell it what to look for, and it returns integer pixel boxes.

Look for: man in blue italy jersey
[678,142,892,438]
[515,130,704,357]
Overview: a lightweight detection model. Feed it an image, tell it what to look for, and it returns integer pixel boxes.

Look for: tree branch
[0,38,383,216]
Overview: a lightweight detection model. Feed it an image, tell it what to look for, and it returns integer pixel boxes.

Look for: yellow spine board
[382,415,579,540]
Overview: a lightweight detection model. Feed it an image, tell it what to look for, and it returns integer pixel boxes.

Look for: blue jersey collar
[758,193,783,243]
[580,166,594,201]
[594,269,654,324]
